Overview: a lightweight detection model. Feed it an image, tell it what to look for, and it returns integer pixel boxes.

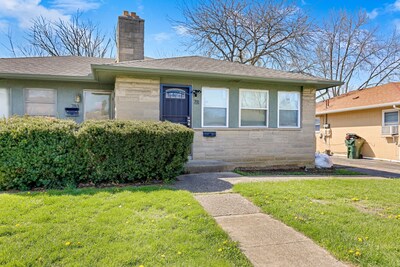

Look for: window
[239,89,268,127]
[0,88,9,118]
[315,117,321,132]
[84,91,112,120]
[278,91,301,128]
[25,88,56,116]
[383,110,399,126]
[202,87,229,127]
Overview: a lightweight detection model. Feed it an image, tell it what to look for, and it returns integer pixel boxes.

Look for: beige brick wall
[114,76,160,120]
[192,88,317,168]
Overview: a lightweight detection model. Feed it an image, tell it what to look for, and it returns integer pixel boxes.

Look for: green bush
[0,117,83,190]
[77,120,193,184]
[0,117,193,190]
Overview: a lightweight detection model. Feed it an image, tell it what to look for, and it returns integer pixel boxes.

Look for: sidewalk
[173,173,378,266]
[195,193,347,267]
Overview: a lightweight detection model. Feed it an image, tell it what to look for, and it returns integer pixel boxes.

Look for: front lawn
[0,186,250,266]
[234,179,400,267]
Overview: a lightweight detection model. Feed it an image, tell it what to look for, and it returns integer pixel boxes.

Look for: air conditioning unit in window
[381,125,399,136]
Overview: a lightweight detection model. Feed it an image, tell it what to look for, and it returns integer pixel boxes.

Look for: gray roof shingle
[0,55,340,87]
[104,56,334,83]
[0,56,115,78]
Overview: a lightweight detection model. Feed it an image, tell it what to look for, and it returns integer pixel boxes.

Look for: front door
[161,85,191,127]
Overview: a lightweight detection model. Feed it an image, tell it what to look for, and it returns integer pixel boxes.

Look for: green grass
[234,179,400,267]
[0,186,251,266]
[234,168,364,176]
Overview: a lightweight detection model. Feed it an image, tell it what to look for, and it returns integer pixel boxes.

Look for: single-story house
[316,83,400,161]
[0,11,341,168]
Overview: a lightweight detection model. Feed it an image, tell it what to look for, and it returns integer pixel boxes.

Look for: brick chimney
[117,11,144,62]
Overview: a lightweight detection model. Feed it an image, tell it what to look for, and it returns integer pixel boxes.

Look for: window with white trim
[0,88,9,118]
[383,110,399,126]
[25,88,56,116]
[239,89,268,127]
[202,87,229,127]
[278,91,301,128]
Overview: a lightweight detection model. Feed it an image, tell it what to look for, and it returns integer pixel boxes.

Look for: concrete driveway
[332,156,400,178]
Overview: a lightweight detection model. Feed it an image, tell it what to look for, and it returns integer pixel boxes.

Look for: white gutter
[316,101,400,115]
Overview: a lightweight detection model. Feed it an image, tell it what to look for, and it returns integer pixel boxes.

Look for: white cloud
[50,0,100,12]
[173,25,189,36]
[393,0,400,10]
[136,0,144,12]
[0,0,101,29]
[367,8,379,19]
[366,0,400,20]
[152,32,171,42]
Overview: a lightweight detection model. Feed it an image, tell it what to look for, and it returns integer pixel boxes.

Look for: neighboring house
[0,11,341,168]
[316,83,400,161]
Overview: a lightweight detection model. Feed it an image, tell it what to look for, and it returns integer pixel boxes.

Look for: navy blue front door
[161,85,191,127]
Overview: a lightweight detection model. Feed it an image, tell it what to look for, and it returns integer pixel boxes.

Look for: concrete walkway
[173,173,383,266]
[195,193,347,267]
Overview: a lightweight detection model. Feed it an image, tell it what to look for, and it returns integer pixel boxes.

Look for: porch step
[185,160,235,174]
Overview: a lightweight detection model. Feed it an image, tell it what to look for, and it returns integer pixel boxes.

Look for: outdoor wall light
[192,89,201,97]
[74,94,81,103]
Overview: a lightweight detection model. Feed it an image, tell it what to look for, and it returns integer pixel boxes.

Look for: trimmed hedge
[77,120,194,184]
[0,117,194,190]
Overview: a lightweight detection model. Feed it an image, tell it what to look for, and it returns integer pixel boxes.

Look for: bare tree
[174,0,313,69]
[312,11,400,100]
[25,12,113,58]
[1,12,113,58]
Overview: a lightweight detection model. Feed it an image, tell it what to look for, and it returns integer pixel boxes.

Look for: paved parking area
[333,156,400,178]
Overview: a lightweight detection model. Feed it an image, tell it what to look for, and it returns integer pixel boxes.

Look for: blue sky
[0,0,400,58]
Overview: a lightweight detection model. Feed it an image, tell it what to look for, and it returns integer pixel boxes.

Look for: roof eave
[0,73,99,83]
[316,101,400,115]
[91,64,343,89]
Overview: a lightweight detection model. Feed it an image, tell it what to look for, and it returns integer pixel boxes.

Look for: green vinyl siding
[0,79,113,123]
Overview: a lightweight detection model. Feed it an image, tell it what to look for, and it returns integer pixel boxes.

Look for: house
[0,11,341,168]
[316,83,400,161]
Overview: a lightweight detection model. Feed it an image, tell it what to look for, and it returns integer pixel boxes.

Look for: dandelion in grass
[177,251,182,255]
[160,254,165,258]
[65,242,71,246]
[351,197,359,202]
[218,248,223,252]
[355,251,361,257]
[357,237,363,242]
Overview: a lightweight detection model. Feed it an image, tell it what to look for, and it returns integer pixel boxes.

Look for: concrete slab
[215,214,308,247]
[195,193,260,216]
[242,241,347,267]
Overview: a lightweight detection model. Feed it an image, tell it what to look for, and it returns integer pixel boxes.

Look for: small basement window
[278,91,301,128]
[25,88,57,117]
[202,87,229,127]
[239,89,269,127]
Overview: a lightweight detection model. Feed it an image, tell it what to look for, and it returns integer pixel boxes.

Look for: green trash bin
[345,134,365,159]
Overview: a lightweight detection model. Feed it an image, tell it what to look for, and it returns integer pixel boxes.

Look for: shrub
[0,117,83,190]
[77,120,193,184]
[0,117,194,190]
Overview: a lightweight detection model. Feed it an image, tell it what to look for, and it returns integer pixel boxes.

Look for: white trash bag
[315,153,333,169]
